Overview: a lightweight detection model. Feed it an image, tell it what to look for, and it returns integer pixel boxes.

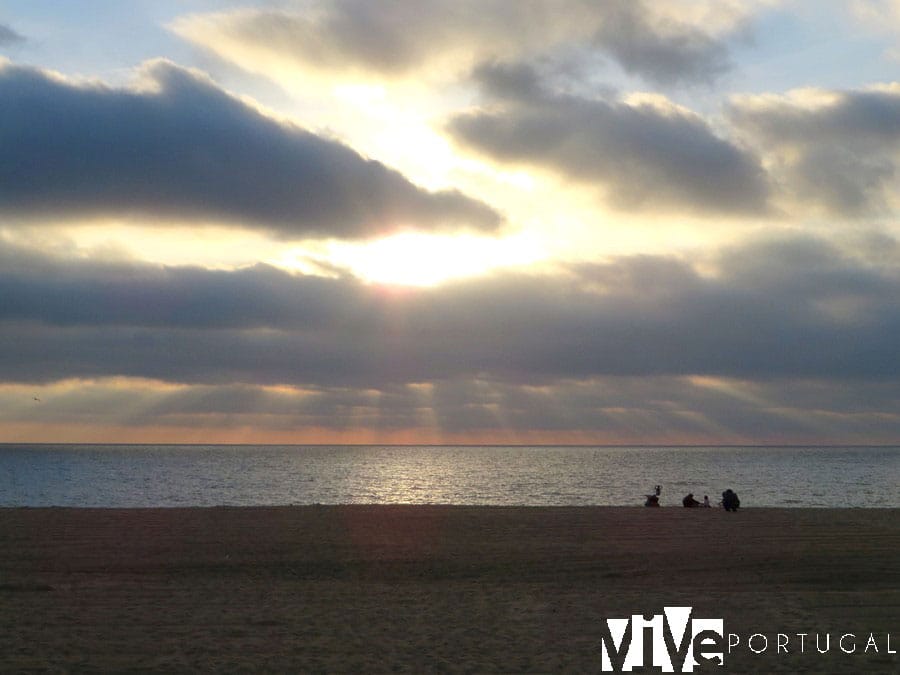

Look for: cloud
[0,60,500,237]
[5,374,899,444]
[592,3,731,85]
[3,230,900,442]
[1,233,898,389]
[448,62,770,215]
[729,84,900,215]
[171,0,742,86]
[0,24,24,46]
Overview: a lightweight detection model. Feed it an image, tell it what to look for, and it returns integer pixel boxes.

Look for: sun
[320,232,544,287]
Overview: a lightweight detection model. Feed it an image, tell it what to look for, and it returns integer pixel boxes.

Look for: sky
[2,1,900,445]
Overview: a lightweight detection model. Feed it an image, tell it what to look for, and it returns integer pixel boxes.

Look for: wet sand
[0,506,897,673]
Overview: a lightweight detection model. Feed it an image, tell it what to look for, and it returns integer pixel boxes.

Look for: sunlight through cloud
[319,232,545,286]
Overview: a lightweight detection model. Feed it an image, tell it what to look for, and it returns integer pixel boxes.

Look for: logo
[599,607,896,671]
[600,606,724,672]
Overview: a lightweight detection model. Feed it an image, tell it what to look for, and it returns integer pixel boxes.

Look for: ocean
[1,444,898,508]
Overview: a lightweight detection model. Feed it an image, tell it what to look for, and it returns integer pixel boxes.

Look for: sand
[0,506,897,673]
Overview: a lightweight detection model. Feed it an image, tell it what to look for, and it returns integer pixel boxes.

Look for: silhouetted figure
[702,495,711,508]
[682,492,700,508]
[644,484,661,507]
[722,489,740,512]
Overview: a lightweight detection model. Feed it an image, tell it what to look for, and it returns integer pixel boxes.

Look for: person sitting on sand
[644,484,661,507]
[702,495,711,508]
[682,493,700,508]
[722,489,740,512]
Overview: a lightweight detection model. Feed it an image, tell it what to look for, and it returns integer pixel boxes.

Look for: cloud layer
[6,374,900,443]
[2,233,898,388]
[4,226,900,443]
[0,60,499,238]
[730,85,900,216]
[449,62,770,215]
[172,0,740,86]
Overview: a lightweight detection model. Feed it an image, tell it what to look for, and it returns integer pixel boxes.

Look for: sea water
[1,444,898,508]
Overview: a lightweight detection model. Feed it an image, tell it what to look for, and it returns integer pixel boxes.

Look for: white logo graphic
[600,606,724,672]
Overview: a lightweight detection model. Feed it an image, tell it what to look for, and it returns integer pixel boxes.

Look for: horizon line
[2,442,898,449]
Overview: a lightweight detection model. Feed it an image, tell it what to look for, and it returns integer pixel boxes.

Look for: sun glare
[323,232,544,286]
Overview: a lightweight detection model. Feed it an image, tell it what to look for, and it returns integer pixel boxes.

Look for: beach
[0,506,897,673]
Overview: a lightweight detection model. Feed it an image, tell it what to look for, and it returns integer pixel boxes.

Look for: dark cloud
[3,232,900,442]
[1,234,898,389]
[0,60,500,237]
[0,245,369,331]
[729,86,900,215]
[173,0,736,86]
[592,4,731,85]
[449,62,770,215]
[0,24,24,46]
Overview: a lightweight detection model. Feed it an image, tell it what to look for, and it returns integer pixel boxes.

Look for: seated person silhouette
[682,492,700,508]
[722,489,740,512]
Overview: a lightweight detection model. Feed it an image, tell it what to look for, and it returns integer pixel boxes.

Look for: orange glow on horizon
[0,421,831,447]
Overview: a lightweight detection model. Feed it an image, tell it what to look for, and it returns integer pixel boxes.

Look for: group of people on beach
[644,485,740,511]
[681,493,710,508]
